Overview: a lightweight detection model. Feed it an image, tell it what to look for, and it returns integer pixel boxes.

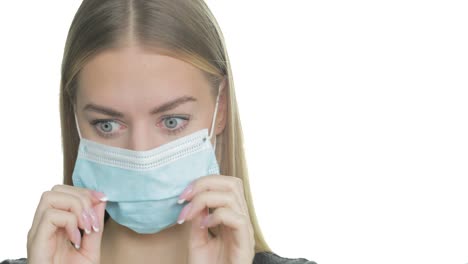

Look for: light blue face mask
[72,91,221,234]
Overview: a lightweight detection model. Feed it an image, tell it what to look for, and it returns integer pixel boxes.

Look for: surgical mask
[71,91,221,234]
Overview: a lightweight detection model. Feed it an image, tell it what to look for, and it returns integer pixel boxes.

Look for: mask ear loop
[208,90,220,151]
[74,112,82,140]
[207,77,225,151]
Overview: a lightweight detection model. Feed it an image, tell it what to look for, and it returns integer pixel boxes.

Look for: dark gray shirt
[1,251,316,264]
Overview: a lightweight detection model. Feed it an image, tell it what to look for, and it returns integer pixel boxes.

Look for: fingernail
[200,214,211,229]
[178,184,193,204]
[81,210,92,235]
[177,202,192,224]
[91,190,108,202]
[88,208,100,232]
[74,228,81,249]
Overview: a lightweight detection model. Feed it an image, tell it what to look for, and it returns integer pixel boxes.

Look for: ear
[214,76,228,136]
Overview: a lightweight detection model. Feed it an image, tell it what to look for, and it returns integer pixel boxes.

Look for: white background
[0,1,467,263]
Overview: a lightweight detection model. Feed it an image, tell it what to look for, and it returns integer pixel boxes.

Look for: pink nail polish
[81,210,92,234]
[91,190,108,202]
[88,208,100,232]
[74,228,81,249]
[177,203,192,224]
[178,184,193,204]
[200,214,211,229]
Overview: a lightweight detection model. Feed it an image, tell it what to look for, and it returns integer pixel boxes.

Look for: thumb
[189,207,210,248]
[80,201,107,259]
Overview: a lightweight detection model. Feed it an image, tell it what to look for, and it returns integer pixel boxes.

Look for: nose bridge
[126,119,158,151]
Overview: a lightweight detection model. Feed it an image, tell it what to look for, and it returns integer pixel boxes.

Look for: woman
[2,0,315,263]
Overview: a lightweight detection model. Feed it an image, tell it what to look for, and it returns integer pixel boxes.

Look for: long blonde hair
[59,0,270,253]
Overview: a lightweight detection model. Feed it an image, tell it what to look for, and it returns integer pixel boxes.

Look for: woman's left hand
[177,174,256,264]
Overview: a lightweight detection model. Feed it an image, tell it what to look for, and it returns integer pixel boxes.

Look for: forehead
[77,47,210,109]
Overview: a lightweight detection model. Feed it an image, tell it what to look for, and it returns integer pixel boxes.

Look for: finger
[51,184,108,204]
[51,185,107,233]
[80,201,107,260]
[200,207,254,247]
[34,208,82,251]
[30,191,94,242]
[189,207,210,249]
[178,191,242,223]
[177,175,245,204]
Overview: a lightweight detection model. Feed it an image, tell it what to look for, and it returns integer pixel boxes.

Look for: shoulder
[253,251,317,264]
[0,258,27,264]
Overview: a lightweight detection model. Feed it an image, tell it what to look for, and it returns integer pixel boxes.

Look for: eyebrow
[83,96,197,117]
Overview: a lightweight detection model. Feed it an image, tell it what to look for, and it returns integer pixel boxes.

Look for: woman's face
[75,47,226,150]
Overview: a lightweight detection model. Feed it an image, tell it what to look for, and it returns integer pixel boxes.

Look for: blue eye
[90,119,122,138]
[160,115,190,135]
[164,117,181,129]
[89,115,191,138]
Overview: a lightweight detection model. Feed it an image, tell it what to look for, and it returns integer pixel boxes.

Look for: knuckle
[40,191,52,202]
[232,177,243,189]
[61,210,77,226]
[67,189,92,211]
[79,187,94,200]
[43,209,72,226]
[212,212,222,223]
[217,207,228,216]
[238,214,248,226]
[197,176,209,187]
[228,179,238,191]
[78,193,93,210]
[186,200,199,215]
[43,208,57,221]
[70,196,85,214]
[212,208,223,220]
[226,194,236,206]
[51,184,62,191]
[192,193,204,208]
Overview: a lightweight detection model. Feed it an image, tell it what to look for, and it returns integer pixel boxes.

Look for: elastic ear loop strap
[74,111,82,140]
[208,84,221,151]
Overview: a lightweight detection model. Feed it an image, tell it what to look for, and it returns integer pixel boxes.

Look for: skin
[26,46,255,264]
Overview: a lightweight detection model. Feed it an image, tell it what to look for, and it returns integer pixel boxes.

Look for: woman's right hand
[26,184,108,264]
